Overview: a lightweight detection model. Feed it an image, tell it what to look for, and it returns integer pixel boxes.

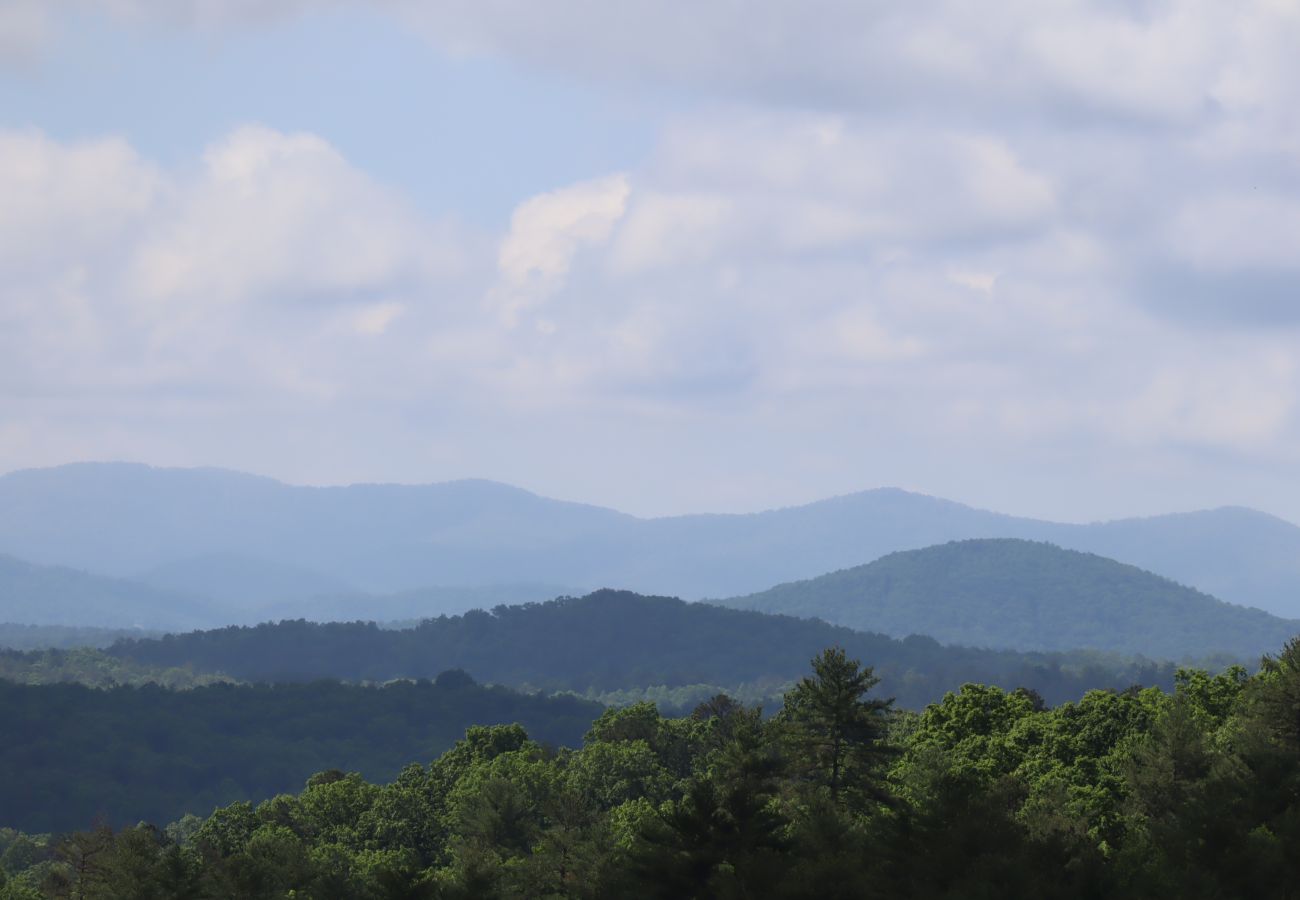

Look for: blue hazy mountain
[0,553,216,630]
[5,462,1300,620]
[720,538,1300,660]
[134,553,357,608]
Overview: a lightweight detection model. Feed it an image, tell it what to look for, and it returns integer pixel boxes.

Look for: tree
[1252,637,1300,751]
[781,647,894,804]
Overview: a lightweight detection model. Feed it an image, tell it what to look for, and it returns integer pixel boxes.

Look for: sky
[2,1,1300,522]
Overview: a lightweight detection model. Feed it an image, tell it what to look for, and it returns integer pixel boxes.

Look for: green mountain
[722,538,1299,659]
[109,589,1189,709]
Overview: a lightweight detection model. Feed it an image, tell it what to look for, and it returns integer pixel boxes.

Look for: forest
[3,641,1300,899]
[0,675,600,833]
[724,538,1300,659]
[104,590,1192,708]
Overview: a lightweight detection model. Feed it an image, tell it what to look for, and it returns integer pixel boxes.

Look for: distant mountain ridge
[0,553,215,630]
[0,552,568,631]
[720,539,1300,660]
[5,461,1300,618]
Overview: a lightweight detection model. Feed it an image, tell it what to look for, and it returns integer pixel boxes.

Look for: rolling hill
[108,589,1194,710]
[6,462,1300,619]
[721,539,1300,659]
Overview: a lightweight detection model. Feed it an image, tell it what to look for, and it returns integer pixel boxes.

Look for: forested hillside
[0,647,229,689]
[0,676,600,833]
[4,642,1299,898]
[108,590,1188,709]
[723,539,1299,659]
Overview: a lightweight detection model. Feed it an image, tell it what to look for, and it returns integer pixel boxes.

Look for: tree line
[4,639,1300,898]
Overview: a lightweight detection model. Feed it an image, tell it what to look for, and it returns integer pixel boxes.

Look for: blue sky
[3,1,1300,522]
[0,6,661,223]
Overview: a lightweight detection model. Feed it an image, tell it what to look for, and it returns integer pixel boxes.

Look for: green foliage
[0,679,601,833]
[727,538,1298,659]
[780,648,893,804]
[0,647,230,688]
[8,645,1300,897]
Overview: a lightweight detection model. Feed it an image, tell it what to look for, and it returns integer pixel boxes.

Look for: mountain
[108,589,1193,710]
[7,461,1300,618]
[0,554,217,630]
[133,553,356,608]
[721,539,1300,659]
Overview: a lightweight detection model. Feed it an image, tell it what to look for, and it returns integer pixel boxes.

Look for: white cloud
[0,125,467,408]
[128,125,454,312]
[490,174,628,325]
[8,2,1300,520]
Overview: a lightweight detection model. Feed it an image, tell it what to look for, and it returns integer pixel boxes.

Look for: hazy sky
[3,1,1300,521]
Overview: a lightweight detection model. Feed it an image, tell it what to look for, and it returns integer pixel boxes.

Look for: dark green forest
[106,590,1192,708]
[4,642,1300,899]
[724,539,1300,658]
[0,676,600,833]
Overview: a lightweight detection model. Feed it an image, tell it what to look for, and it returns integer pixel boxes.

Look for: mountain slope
[134,553,355,608]
[7,462,1300,618]
[723,539,1300,659]
[0,554,217,630]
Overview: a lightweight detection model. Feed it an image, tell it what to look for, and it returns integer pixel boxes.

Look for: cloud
[490,174,629,326]
[0,125,467,408]
[31,2,1300,132]
[0,0,49,66]
[609,115,1057,274]
[392,1,1300,127]
[128,125,455,312]
[7,2,1300,520]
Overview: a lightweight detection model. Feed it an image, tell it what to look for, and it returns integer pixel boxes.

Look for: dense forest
[3,641,1299,899]
[106,590,1196,709]
[0,675,601,833]
[0,647,229,689]
[723,539,1300,659]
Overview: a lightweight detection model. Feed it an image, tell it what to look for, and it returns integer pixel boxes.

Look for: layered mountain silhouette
[720,539,1300,660]
[4,462,1300,621]
[0,554,215,630]
[0,552,567,631]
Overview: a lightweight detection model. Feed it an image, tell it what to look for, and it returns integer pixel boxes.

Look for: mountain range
[5,461,1300,621]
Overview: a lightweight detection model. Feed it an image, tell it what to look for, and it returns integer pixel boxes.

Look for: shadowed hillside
[109,589,1190,709]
